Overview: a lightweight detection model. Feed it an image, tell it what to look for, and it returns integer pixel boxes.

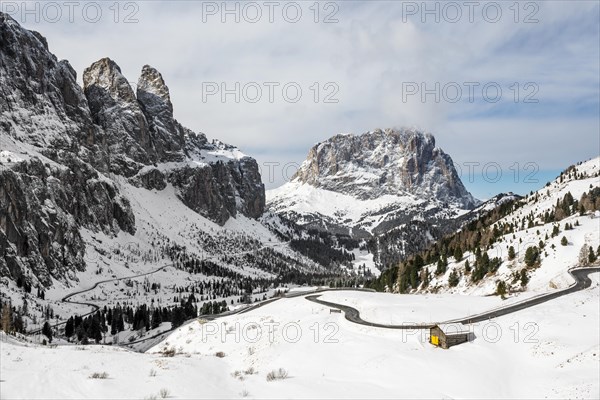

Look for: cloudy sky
[6,0,599,199]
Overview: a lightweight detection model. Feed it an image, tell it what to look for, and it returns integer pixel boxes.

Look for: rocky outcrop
[137,65,186,162]
[83,57,153,172]
[129,167,167,191]
[0,156,136,285]
[168,155,265,225]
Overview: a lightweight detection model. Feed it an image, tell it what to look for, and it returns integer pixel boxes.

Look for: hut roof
[432,323,470,335]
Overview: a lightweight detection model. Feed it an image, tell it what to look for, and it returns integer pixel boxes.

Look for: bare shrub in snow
[215,351,226,358]
[266,371,276,381]
[266,368,288,381]
[278,368,289,379]
[159,388,170,398]
[89,372,109,379]
[161,347,176,357]
[149,369,157,377]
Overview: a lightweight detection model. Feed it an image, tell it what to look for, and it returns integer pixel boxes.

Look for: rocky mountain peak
[292,127,477,208]
[135,64,185,160]
[83,57,153,169]
[137,65,174,115]
[83,57,137,105]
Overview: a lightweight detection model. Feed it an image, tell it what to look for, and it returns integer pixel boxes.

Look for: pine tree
[520,269,529,287]
[448,270,459,287]
[496,280,507,297]
[453,246,463,261]
[524,246,538,267]
[65,317,74,338]
[151,308,162,329]
[110,312,118,336]
[508,246,516,260]
[561,236,568,246]
[435,257,447,275]
[42,321,53,343]
[589,247,597,264]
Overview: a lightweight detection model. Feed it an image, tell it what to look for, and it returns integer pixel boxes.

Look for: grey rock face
[0,13,96,150]
[137,65,186,162]
[293,128,477,208]
[129,167,167,191]
[83,57,153,169]
[0,156,136,285]
[268,128,479,261]
[168,156,265,225]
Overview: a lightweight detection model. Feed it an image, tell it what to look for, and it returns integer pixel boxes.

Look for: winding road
[305,267,600,329]
[29,259,599,348]
[28,264,172,334]
[27,240,291,335]
[130,268,599,352]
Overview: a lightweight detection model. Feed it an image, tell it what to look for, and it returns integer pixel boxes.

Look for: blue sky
[5,0,599,199]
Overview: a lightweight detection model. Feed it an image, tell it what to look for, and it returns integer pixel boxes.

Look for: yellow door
[431,335,439,346]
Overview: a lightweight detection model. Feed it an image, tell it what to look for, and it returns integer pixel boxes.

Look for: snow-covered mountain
[0,12,323,298]
[268,128,478,238]
[266,127,480,274]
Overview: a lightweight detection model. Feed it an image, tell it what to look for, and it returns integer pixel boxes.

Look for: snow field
[3,282,598,399]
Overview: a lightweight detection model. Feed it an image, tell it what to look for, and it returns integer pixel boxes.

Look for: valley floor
[1,275,599,399]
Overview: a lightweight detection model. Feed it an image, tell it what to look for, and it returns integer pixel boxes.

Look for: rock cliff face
[0,13,265,286]
[137,64,186,161]
[0,13,96,151]
[293,128,476,208]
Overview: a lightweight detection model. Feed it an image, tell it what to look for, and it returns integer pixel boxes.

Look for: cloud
[5,0,599,193]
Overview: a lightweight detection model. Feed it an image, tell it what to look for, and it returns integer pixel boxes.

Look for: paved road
[306,267,600,329]
[305,295,435,329]
[453,267,600,324]
[33,251,598,346]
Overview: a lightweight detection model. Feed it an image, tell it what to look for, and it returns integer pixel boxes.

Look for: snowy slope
[3,280,598,399]
[267,180,430,234]
[417,157,600,296]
